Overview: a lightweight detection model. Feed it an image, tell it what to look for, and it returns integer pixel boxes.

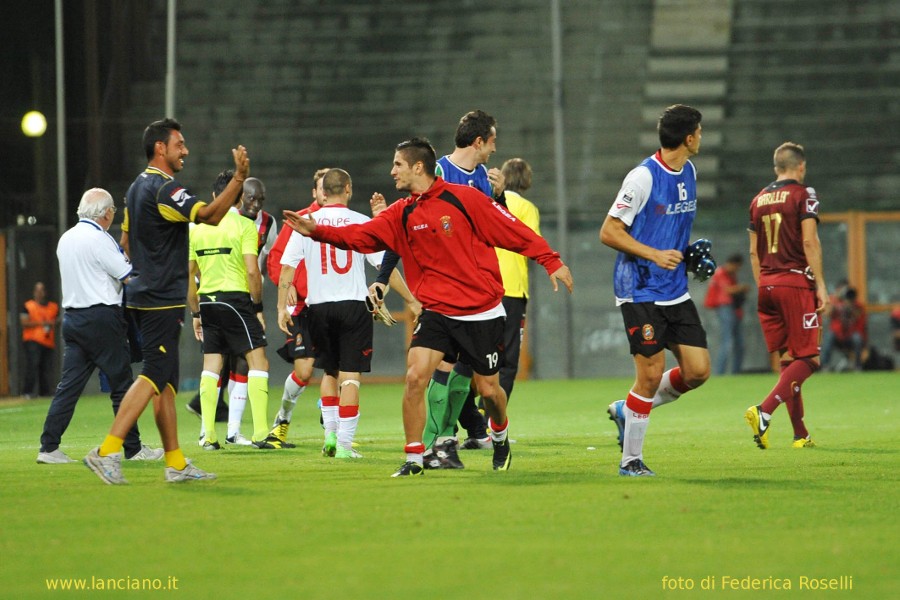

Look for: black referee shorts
[199,292,267,356]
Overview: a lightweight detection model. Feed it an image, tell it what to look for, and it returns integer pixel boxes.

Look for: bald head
[240,177,266,218]
[322,169,352,204]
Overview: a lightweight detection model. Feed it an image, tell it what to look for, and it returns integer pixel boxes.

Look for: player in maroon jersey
[745,142,828,449]
[283,137,573,476]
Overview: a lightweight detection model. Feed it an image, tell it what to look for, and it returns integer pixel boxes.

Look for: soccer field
[1,372,897,599]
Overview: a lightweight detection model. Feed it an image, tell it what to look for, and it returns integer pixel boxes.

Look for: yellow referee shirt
[189,208,258,294]
[496,191,541,299]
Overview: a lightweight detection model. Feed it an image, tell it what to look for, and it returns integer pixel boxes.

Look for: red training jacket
[310,177,563,316]
[267,200,319,314]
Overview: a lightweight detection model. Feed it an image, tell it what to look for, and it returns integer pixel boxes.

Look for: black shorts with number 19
[199,292,267,356]
[411,310,505,376]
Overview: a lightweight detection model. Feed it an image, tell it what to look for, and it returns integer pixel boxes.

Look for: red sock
[760,359,816,415]
[668,366,692,393]
[404,442,424,454]
[785,395,809,439]
[338,405,359,418]
[489,418,508,433]
[321,395,340,407]
[626,391,653,415]
[290,372,307,387]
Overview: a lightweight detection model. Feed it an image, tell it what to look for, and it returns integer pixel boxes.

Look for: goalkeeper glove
[685,238,716,282]
[365,285,396,326]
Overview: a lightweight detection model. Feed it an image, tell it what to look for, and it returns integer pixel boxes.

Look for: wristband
[191,311,201,318]
[253,302,263,313]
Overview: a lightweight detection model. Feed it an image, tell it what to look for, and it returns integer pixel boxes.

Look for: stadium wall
[6,0,899,391]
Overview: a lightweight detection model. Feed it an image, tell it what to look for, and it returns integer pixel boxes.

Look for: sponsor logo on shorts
[362,348,373,357]
[642,324,654,340]
[803,313,819,329]
[628,326,640,336]
[413,322,422,335]
[440,216,453,236]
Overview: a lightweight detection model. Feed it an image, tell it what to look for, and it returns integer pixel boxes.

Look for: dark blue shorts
[128,306,184,393]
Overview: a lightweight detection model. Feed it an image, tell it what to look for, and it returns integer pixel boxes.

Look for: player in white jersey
[277,168,404,458]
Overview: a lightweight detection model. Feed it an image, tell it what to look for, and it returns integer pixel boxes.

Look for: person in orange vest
[21,281,60,398]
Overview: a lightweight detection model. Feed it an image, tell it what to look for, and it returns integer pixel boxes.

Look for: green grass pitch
[1,371,897,598]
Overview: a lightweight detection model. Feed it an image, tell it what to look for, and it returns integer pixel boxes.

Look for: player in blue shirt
[599,104,711,477]
[434,110,505,204]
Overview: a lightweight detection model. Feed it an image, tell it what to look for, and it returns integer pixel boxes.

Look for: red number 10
[320,244,352,274]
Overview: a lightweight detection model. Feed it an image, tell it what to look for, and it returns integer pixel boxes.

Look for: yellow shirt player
[495,158,541,399]
[189,198,276,450]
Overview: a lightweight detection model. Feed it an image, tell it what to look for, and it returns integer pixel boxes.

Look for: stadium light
[21,111,47,138]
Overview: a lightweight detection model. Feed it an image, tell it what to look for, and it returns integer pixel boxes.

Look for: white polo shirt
[57,219,133,309]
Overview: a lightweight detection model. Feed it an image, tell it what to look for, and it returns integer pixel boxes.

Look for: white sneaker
[165,462,217,483]
[84,447,128,485]
[37,449,78,464]
[127,444,164,461]
[460,436,492,450]
[226,433,253,446]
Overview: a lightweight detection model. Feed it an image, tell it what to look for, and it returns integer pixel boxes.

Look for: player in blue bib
[599,104,711,477]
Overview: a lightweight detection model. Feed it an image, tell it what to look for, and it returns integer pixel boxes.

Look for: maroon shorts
[757,285,821,358]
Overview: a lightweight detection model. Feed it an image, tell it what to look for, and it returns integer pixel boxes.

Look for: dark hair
[143,118,181,160]
[454,110,497,148]
[396,137,437,176]
[774,142,805,173]
[726,253,744,265]
[501,158,532,193]
[657,105,702,149]
[213,169,234,196]
[322,168,352,196]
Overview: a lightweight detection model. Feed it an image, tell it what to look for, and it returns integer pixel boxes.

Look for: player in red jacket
[283,137,573,477]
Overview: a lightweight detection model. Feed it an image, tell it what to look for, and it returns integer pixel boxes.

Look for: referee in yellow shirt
[495,158,541,399]
[188,172,277,450]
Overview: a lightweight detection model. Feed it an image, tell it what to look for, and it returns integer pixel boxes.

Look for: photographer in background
[704,253,750,375]
[821,281,867,371]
